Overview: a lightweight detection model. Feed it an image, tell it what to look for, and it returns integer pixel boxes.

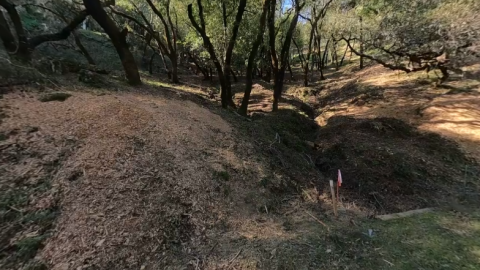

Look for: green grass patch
[269,210,480,269]
[358,211,480,269]
[14,235,46,260]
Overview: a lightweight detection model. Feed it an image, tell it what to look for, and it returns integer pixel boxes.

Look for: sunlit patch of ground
[420,94,480,161]
[314,63,480,165]
[2,61,480,269]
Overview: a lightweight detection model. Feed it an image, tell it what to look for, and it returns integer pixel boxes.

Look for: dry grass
[1,60,480,269]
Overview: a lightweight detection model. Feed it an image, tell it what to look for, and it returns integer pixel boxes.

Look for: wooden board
[376,208,435,221]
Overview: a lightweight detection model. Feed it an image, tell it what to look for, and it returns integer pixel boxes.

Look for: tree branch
[224,0,247,67]
[342,37,430,73]
[28,10,88,49]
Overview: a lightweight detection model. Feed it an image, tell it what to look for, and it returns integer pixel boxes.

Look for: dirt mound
[314,116,478,213]
[1,89,274,269]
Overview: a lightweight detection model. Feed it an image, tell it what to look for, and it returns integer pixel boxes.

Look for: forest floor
[1,61,480,270]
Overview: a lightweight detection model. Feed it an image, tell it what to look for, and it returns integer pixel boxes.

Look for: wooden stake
[336,181,339,203]
[329,180,338,217]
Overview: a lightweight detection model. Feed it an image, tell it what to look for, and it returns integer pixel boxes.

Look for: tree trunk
[72,30,95,65]
[230,69,238,82]
[83,0,141,85]
[239,0,269,116]
[145,0,179,83]
[264,66,271,82]
[188,0,246,108]
[158,50,168,74]
[272,68,285,111]
[359,16,364,69]
[149,52,155,74]
[271,0,303,112]
[349,39,355,60]
[287,60,294,80]
[28,10,88,49]
[322,39,330,67]
[338,43,348,69]
[303,62,309,86]
[438,65,449,84]
[0,10,16,52]
[332,39,339,70]
[170,53,179,83]
[0,0,30,61]
[188,52,209,80]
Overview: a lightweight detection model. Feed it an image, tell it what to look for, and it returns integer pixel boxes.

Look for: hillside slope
[1,66,479,269]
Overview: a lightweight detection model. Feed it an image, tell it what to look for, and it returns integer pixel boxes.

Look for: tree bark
[230,69,238,82]
[28,10,88,49]
[188,1,227,107]
[188,0,246,108]
[149,52,155,74]
[299,0,333,86]
[332,37,339,69]
[293,38,307,85]
[0,0,30,60]
[27,4,95,65]
[271,0,303,111]
[239,0,269,115]
[0,10,16,52]
[188,51,209,80]
[83,0,141,85]
[338,43,348,69]
[145,0,179,83]
[73,30,95,65]
[222,0,247,107]
[287,59,294,80]
[322,39,330,66]
[359,16,364,69]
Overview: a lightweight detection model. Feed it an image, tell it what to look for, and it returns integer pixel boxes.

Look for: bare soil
[1,62,479,269]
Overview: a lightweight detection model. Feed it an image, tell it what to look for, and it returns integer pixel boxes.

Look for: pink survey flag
[337,169,343,187]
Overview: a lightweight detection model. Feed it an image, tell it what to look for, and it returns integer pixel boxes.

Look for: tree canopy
[0,0,478,108]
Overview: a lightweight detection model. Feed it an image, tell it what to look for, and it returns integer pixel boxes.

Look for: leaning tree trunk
[239,0,269,115]
[83,0,141,85]
[72,31,95,65]
[272,1,302,112]
[0,0,30,61]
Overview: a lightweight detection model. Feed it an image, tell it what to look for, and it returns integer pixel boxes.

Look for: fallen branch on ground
[376,208,434,221]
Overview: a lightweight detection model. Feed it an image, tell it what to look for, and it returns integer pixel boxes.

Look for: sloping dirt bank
[1,88,278,269]
[314,116,479,213]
